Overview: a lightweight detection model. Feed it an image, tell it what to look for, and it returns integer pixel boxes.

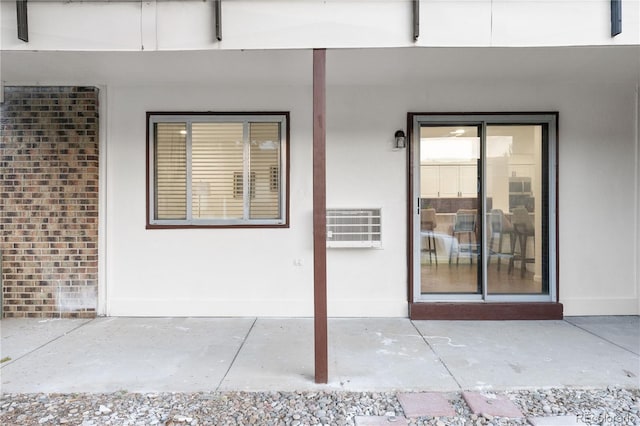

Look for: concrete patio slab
[218,318,318,391]
[0,317,255,393]
[412,320,640,390]
[462,391,523,417]
[1,316,638,394]
[220,318,458,391]
[1,318,91,365]
[397,392,456,417]
[565,316,640,355]
[328,319,459,391]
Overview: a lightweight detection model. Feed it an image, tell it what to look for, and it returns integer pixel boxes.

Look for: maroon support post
[313,48,328,384]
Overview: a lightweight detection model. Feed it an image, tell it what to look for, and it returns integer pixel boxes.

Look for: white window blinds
[154,122,187,220]
[249,122,281,220]
[192,122,244,219]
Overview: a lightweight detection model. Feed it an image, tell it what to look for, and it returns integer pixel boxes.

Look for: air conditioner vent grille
[326,208,382,248]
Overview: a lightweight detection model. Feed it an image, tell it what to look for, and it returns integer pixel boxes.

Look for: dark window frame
[146,111,290,229]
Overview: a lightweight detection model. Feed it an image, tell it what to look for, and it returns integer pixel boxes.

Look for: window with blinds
[147,113,288,227]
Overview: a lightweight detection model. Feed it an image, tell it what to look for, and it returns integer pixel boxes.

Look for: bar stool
[509,206,535,277]
[421,208,438,265]
[488,209,514,271]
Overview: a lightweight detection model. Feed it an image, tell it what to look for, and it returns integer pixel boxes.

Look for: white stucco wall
[325,48,640,316]
[105,83,318,316]
[1,47,638,316]
[1,0,639,51]
[103,77,412,317]
[637,84,640,315]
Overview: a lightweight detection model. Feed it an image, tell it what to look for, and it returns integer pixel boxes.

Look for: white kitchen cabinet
[420,165,440,198]
[459,165,477,197]
[420,164,478,198]
[438,166,460,197]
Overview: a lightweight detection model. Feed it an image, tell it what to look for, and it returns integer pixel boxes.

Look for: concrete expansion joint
[563,318,640,357]
[215,317,258,392]
[0,317,95,369]
[409,320,463,391]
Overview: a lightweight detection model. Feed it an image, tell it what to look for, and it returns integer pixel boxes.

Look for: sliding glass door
[413,114,556,302]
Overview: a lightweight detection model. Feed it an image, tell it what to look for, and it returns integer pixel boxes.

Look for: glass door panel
[485,125,548,295]
[419,126,481,295]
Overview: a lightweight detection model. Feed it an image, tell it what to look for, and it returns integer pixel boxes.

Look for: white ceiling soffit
[1,46,639,87]
[0,49,313,86]
[326,46,640,86]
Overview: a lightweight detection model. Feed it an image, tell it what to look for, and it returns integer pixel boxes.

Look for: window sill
[146,223,289,230]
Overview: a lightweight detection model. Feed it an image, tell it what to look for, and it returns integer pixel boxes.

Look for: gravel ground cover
[1,387,638,426]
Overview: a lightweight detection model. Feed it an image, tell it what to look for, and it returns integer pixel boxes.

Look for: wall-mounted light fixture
[394,130,407,149]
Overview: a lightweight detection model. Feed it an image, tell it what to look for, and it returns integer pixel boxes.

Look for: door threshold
[409,301,563,320]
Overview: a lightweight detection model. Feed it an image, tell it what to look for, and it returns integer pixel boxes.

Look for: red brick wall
[1,87,99,318]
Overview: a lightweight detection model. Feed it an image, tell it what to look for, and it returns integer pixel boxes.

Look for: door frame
[406,112,563,320]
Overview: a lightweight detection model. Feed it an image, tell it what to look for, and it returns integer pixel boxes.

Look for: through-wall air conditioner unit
[326,208,382,248]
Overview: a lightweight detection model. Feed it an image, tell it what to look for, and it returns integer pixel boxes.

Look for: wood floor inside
[420,254,544,295]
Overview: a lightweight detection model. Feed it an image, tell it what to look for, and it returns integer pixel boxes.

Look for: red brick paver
[462,391,524,418]
[397,392,456,417]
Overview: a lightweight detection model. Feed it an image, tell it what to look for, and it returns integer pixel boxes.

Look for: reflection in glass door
[414,115,555,302]
[485,125,548,295]
[419,126,481,295]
